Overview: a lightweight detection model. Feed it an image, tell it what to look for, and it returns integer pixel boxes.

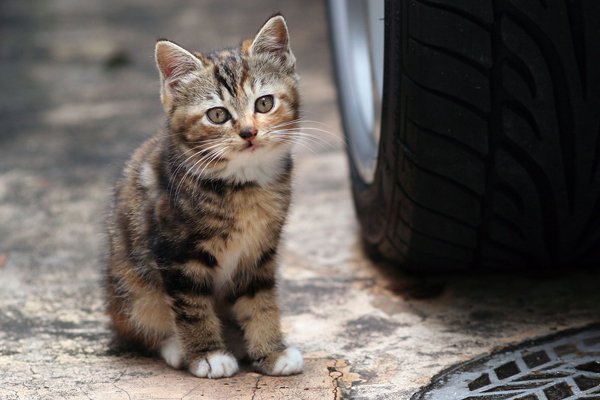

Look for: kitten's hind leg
[160,336,184,369]
[106,261,174,353]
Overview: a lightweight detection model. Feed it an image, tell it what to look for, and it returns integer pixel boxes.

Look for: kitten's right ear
[155,40,204,111]
[247,14,295,69]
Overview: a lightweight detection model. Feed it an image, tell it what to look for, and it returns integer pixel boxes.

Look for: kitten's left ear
[248,14,295,68]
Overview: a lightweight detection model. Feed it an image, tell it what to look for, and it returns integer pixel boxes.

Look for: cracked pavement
[1,0,600,399]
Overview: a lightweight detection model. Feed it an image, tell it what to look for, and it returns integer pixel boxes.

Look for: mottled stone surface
[1,1,600,399]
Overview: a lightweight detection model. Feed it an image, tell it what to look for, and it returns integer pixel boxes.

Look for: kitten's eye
[206,107,231,124]
[255,95,274,113]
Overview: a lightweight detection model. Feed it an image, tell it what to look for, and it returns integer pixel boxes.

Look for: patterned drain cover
[412,325,600,400]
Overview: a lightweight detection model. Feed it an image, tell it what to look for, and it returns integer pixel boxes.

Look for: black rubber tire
[331,0,600,270]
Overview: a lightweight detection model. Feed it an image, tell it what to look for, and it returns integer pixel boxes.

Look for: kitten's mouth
[242,141,261,152]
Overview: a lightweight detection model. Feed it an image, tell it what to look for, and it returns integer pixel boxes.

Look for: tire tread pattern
[361,0,600,269]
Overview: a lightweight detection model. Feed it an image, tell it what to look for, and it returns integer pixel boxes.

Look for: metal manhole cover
[412,325,600,400]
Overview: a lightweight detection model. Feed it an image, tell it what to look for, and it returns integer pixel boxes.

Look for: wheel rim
[329,0,384,184]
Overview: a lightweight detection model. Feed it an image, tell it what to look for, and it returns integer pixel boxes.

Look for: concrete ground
[1,1,600,399]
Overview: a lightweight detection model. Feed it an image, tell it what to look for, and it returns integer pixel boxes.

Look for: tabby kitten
[105,15,303,378]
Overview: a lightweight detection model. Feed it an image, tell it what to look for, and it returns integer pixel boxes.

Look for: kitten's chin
[240,141,261,152]
[238,140,290,154]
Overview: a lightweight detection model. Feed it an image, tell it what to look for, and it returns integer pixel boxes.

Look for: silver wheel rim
[329,0,384,184]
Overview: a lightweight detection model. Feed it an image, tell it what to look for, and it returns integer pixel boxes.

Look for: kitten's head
[155,14,299,184]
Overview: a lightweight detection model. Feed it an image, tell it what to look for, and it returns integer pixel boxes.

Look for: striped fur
[105,15,303,378]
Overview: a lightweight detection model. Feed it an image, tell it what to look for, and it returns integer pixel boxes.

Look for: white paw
[271,347,304,376]
[160,337,183,369]
[190,352,239,379]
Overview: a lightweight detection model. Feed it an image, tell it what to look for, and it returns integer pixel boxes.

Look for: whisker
[270,118,335,130]
[287,135,334,151]
[270,131,343,145]
[173,155,206,203]
[273,133,329,153]
[273,126,343,139]
[168,142,227,199]
[275,137,317,154]
[173,145,226,202]
[194,147,227,177]
[191,148,229,198]
[268,125,343,141]
[197,148,228,179]
[269,129,344,148]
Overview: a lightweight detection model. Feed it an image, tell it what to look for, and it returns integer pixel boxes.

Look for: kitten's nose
[239,128,257,140]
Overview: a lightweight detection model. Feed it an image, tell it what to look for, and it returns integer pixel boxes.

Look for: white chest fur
[215,145,290,187]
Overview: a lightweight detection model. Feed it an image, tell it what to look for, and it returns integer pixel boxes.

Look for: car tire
[328,0,600,270]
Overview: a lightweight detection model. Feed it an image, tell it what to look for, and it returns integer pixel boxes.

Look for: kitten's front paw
[189,351,239,378]
[254,347,304,376]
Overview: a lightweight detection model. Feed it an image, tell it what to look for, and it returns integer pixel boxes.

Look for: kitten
[105,14,303,378]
